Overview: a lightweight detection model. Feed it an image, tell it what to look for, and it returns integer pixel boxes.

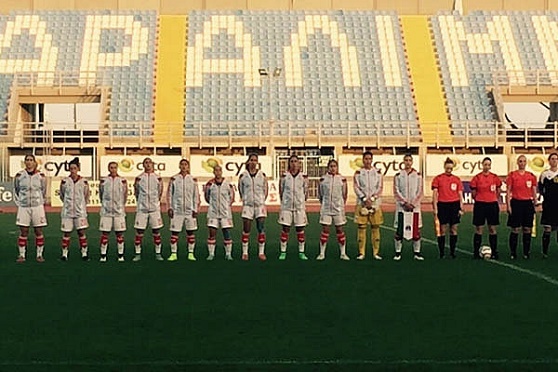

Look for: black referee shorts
[507,199,535,228]
[472,201,500,226]
[437,201,461,226]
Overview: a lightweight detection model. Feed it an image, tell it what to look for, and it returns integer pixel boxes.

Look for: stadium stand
[0,10,157,137]
[184,10,419,139]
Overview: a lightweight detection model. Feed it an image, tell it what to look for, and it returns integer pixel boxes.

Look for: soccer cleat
[278,252,287,260]
[60,256,68,262]
[340,254,350,261]
[241,253,249,261]
[99,256,107,263]
[414,253,425,261]
[373,254,383,260]
[16,256,25,263]
[81,255,90,262]
[450,253,456,259]
[36,256,45,263]
[523,254,530,260]
[316,254,325,261]
[155,253,164,261]
[132,254,142,262]
[393,253,402,261]
[258,253,267,261]
[542,253,549,259]
[187,253,196,261]
[510,255,517,260]
[206,254,215,261]
[298,252,308,260]
[167,253,178,262]
[225,254,233,261]
[118,256,125,262]
[356,254,365,260]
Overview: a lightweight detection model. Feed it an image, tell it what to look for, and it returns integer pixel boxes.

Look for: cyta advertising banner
[9,156,93,178]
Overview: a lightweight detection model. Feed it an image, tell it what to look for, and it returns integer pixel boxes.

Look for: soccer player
[14,154,47,263]
[99,161,127,262]
[167,159,199,261]
[59,157,90,261]
[133,157,164,262]
[317,159,349,261]
[393,153,424,261]
[238,153,268,261]
[278,154,309,260]
[353,151,383,260]
[204,165,235,260]
[432,157,463,258]
[506,155,538,259]
[470,157,502,260]
[540,152,558,258]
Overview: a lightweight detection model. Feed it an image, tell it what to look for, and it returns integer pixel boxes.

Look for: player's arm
[303,175,309,201]
[13,173,21,207]
[40,174,47,203]
[166,177,174,217]
[134,176,140,200]
[531,174,538,203]
[506,173,513,213]
[263,173,269,200]
[203,181,211,204]
[431,176,438,215]
[59,179,66,202]
[457,178,464,213]
[470,175,477,200]
[158,177,163,201]
[279,174,285,201]
[121,179,128,203]
[193,178,200,216]
[318,177,324,204]
[393,173,406,206]
[229,183,235,205]
[411,173,423,208]
[238,174,245,201]
[342,177,348,204]
[99,178,105,202]
[375,171,383,198]
[84,180,90,205]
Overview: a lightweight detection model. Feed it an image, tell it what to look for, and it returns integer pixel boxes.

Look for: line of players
[12,152,558,262]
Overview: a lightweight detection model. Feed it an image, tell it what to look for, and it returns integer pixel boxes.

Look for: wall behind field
[0,0,555,14]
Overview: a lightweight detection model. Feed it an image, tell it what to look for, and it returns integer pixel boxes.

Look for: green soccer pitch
[1,211,558,371]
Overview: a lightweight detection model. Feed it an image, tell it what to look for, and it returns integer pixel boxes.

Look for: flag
[397,211,420,240]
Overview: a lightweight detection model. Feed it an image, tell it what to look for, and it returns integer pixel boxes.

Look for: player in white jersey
[133,157,164,262]
[393,153,424,261]
[167,159,200,262]
[278,154,309,260]
[60,157,90,261]
[204,165,235,260]
[317,159,350,261]
[99,161,128,262]
[354,151,384,260]
[238,153,269,261]
[14,154,47,263]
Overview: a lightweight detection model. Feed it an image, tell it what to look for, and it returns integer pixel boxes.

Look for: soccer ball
[360,196,378,215]
[480,245,492,260]
[360,207,370,216]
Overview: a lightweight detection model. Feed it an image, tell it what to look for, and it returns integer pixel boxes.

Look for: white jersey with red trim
[204,178,234,220]
[60,176,90,218]
[167,173,200,216]
[99,175,127,217]
[14,170,46,207]
[134,172,163,213]
[279,171,308,212]
[319,172,347,216]
[393,168,423,214]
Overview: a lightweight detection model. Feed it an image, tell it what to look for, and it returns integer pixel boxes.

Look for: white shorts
[61,217,89,232]
[99,216,127,232]
[241,205,267,220]
[134,211,164,230]
[278,210,307,227]
[319,213,347,226]
[207,218,233,229]
[16,206,47,227]
[170,214,198,232]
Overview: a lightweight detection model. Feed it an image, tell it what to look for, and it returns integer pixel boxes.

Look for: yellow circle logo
[118,158,134,172]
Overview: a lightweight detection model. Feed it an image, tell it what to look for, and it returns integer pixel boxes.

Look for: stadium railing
[1,121,557,149]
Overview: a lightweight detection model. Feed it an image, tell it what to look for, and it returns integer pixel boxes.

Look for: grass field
[1,211,558,371]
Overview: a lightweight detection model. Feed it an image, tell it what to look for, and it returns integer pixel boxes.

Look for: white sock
[242,242,249,255]
[413,240,421,253]
[258,243,265,255]
[298,241,305,253]
[135,245,141,254]
[225,243,232,256]
[100,244,108,256]
[170,242,178,254]
[117,242,124,255]
[18,245,26,257]
[395,239,403,253]
[62,248,69,258]
[280,241,287,252]
[155,244,162,254]
[81,247,88,257]
[339,243,346,256]
[319,242,326,256]
[208,243,216,256]
[36,245,44,258]
[188,243,195,253]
